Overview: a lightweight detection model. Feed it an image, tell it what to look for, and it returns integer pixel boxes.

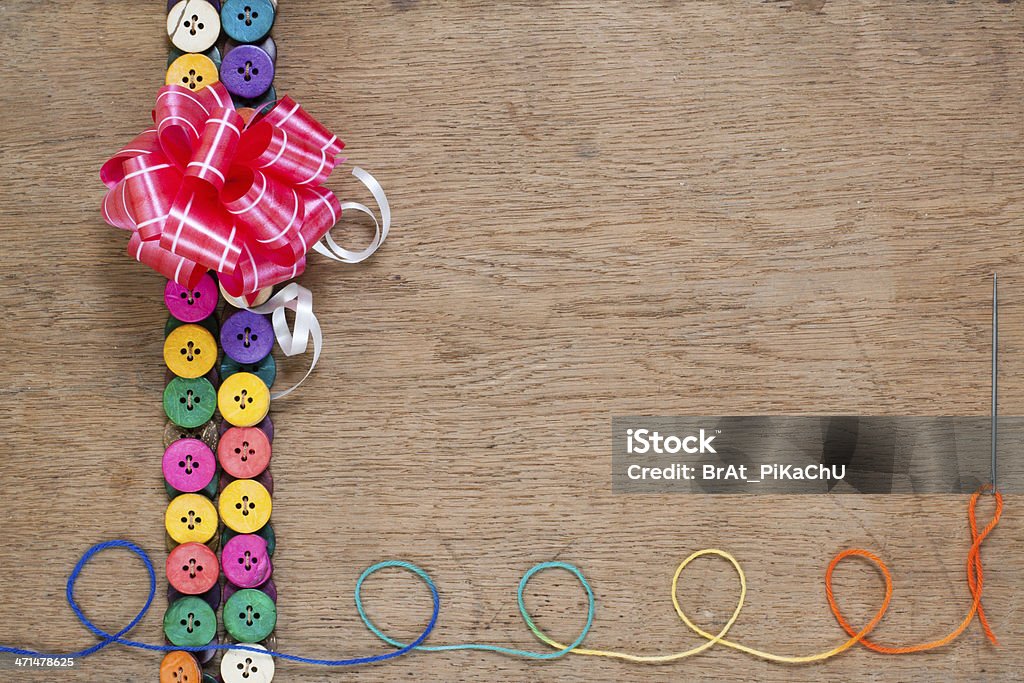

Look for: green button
[164,596,217,647]
[224,588,277,643]
[220,353,276,389]
[166,313,219,339]
[223,522,276,557]
[164,377,217,428]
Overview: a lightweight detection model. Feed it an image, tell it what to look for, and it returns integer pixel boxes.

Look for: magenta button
[165,273,219,322]
[222,533,272,588]
[162,438,217,493]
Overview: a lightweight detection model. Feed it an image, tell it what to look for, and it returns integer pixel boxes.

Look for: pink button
[162,438,217,493]
[165,273,218,322]
[222,533,272,588]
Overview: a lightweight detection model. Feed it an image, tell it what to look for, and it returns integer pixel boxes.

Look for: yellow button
[164,324,217,379]
[166,494,218,545]
[166,53,219,92]
[218,372,271,427]
[219,479,272,533]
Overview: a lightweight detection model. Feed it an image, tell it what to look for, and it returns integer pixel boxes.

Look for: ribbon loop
[246,283,322,399]
[313,167,391,264]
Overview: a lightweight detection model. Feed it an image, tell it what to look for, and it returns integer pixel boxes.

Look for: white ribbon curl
[244,166,390,399]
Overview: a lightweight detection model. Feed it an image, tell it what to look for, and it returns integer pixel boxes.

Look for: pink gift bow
[100,82,390,396]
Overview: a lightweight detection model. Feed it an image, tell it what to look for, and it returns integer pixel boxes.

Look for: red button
[218,426,272,479]
[166,542,219,595]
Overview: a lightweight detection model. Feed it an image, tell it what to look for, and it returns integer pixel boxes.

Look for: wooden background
[0,1,1021,680]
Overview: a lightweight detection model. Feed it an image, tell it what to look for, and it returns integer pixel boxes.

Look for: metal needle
[991,273,998,493]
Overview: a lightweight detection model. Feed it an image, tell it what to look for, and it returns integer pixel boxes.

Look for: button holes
[181,516,188,523]
[182,565,189,572]
[236,503,242,509]
[248,502,256,510]
[238,557,245,564]
[234,447,242,454]
[189,69,196,76]
[194,516,202,524]
[179,292,188,299]
[189,82,197,90]
[239,612,246,619]
[197,22,204,29]
[178,460,186,468]
[193,291,201,298]
[247,397,253,404]
[181,76,190,84]
[237,67,245,75]
[253,612,260,619]
[196,75,203,83]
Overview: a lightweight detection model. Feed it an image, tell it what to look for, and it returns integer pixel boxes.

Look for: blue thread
[0,540,594,667]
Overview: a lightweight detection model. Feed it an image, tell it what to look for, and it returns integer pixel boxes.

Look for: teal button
[221,0,274,43]
[220,353,276,388]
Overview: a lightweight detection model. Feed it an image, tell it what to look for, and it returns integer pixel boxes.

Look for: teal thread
[356,560,594,660]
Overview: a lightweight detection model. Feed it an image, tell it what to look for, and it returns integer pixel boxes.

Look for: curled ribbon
[101,83,391,396]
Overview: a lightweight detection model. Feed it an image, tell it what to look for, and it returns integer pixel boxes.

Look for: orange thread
[826,487,1002,654]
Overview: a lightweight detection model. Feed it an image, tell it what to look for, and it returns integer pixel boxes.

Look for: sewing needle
[991,273,998,493]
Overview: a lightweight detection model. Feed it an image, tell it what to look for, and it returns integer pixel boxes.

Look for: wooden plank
[0,1,1020,679]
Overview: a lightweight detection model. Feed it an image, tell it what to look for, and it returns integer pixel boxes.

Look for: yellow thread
[528,548,892,664]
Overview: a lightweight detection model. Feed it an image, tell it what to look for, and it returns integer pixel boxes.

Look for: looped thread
[0,491,1001,667]
[826,486,1002,653]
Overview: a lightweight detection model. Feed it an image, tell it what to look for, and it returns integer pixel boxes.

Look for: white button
[221,643,275,682]
[221,283,274,309]
[167,0,221,53]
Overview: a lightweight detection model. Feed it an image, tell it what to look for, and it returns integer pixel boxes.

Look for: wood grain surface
[0,1,1021,681]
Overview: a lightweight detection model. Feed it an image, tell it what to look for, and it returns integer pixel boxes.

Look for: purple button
[165,274,218,322]
[226,35,276,62]
[220,44,275,99]
[221,310,274,364]
[224,577,277,604]
[168,580,222,611]
[222,534,272,588]
[162,439,216,493]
